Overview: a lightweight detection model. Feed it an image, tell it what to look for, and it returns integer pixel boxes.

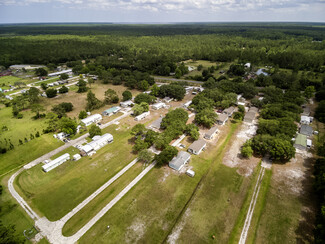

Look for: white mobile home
[183,101,192,109]
[169,151,191,171]
[48,69,72,77]
[152,102,166,110]
[42,153,70,172]
[300,116,312,125]
[217,113,228,125]
[135,111,150,121]
[80,133,113,156]
[81,114,102,126]
[120,100,134,108]
[204,125,219,140]
[102,107,121,116]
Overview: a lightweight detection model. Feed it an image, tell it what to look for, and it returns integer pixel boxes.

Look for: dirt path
[238,166,266,244]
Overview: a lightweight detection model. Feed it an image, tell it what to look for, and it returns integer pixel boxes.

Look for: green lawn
[0,76,24,90]
[77,123,240,243]
[62,162,143,236]
[0,106,48,147]
[15,124,137,221]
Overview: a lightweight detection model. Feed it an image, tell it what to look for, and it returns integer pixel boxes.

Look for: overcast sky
[0,0,324,23]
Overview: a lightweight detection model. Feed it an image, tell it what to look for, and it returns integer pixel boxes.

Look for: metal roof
[169,151,191,171]
[217,113,228,123]
[205,125,218,138]
[299,124,313,136]
[295,134,307,147]
[150,117,163,129]
[188,139,206,153]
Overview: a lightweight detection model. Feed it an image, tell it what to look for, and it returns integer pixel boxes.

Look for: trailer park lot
[5,87,316,243]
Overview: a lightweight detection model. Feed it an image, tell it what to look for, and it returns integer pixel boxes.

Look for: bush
[89,125,102,138]
[155,145,178,166]
[59,86,69,93]
[241,144,253,158]
[45,88,57,98]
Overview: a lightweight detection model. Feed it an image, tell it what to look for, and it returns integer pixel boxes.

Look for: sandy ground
[222,121,260,176]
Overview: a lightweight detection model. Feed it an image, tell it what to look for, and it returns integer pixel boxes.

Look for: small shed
[307,139,312,149]
[73,154,81,161]
[186,169,195,177]
[188,139,207,155]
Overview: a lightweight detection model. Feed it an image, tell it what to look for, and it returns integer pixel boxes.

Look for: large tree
[122,90,132,101]
[28,87,40,103]
[89,124,102,138]
[104,89,119,104]
[86,90,102,111]
[195,108,218,128]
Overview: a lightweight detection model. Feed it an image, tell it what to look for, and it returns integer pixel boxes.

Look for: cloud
[0,0,324,13]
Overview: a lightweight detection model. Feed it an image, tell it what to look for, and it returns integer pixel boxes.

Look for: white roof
[81,144,93,153]
[81,114,102,125]
[301,116,311,122]
[120,100,133,105]
[184,101,192,107]
[48,69,72,76]
[307,139,312,146]
[42,153,70,172]
[152,102,165,108]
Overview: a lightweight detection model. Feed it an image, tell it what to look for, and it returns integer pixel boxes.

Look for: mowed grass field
[0,106,48,146]
[76,123,240,243]
[14,124,137,221]
[0,76,29,90]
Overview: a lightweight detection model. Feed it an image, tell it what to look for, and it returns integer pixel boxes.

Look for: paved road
[153,76,203,84]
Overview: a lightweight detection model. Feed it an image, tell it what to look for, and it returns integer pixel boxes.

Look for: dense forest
[0,23,325,71]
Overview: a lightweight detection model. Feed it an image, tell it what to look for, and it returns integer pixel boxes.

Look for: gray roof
[188,139,206,153]
[244,111,256,122]
[299,124,313,136]
[150,117,163,129]
[217,113,228,123]
[205,125,218,138]
[223,106,235,115]
[169,151,191,171]
[249,107,258,113]
[302,107,311,116]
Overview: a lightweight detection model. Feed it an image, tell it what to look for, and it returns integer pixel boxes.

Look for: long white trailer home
[81,114,102,126]
[135,111,150,121]
[42,153,70,172]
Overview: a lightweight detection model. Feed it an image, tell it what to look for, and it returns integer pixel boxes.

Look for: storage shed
[73,154,81,161]
[169,151,191,171]
[186,169,195,177]
[188,139,207,155]
[81,114,102,126]
[42,153,70,172]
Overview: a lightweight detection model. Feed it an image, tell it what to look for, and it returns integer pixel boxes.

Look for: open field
[76,122,240,243]
[15,124,137,221]
[0,76,31,90]
[39,82,141,118]
[0,106,48,147]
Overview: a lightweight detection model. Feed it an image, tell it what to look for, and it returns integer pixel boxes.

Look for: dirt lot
[222,120,260,176]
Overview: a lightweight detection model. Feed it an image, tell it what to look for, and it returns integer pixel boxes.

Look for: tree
[315,101,325,123]
[304,86,315,98]
[241,144,253,158]
[0,221,25,244]
[134,93,155,104]
[138,149,154,164]
[151,84,160,97]
[45,88,57,98]
[79,110,87,120]
[28,87,40,103]
[185,124,199,140]
[35,67,48,76]
[155,145,178,166]
[88,78,95,87]
[59,86,69,94]
[158,84,186,101]
[133,137,149,152]
[132,102,149,116]
[104,89,119,104]
[60,73,69,80]
[140,80,149,91]
[131,124,147,136]
[77,79,88,93]
[41,82,48,91]
[86,90,102,111]
[31,104,45,119]
[13,81,26,88]
[89,124,102,138]
[122,90,132,101]
[161,108,188,129]
[58,117,77,135]
[44,112,59,132]
[195,108,218,128]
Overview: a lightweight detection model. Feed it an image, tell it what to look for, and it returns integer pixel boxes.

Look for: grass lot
[0,106,48,147]
[252,171,309,244]
[0,76,27,90]
[0,174,37,244]
[62,162,143,236]
[0,133,63,177]
[228,166,272,244]
[15,124,137,221]
[77,122,239,243]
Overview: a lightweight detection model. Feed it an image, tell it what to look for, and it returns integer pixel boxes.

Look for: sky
[0,0,325,23]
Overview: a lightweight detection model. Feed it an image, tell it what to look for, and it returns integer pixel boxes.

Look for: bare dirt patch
[125,218,146,244]
[222,121,260,176]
